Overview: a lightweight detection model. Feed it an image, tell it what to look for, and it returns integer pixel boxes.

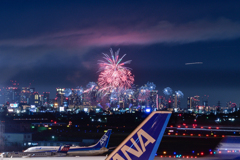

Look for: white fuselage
[24,146,109,156]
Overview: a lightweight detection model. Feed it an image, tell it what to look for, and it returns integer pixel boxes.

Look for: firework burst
[147,82,156,91]
[63,88,72,97]
[98,48,134,95]
[163,87,172,96]
[175,90,184,98]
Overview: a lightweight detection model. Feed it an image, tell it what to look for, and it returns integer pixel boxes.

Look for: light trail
[185,62,203,65]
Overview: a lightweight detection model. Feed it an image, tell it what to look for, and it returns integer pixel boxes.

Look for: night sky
[0,0,240,107]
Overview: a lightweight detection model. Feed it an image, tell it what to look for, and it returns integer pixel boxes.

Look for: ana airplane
[24,129,112,156]
[1,145,70,158]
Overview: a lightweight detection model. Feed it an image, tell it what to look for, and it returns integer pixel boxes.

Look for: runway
[2,155,240,160]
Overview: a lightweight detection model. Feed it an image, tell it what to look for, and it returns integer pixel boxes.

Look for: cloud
[0,18,240,49]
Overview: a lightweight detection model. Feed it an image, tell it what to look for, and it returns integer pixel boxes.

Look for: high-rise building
[32,92,40,106]
[4,80,20,103]
[20,87,35,104]
[43,92,50,104]
[56,88,65,106]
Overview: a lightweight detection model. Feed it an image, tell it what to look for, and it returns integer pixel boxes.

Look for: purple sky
[0,0,240,107]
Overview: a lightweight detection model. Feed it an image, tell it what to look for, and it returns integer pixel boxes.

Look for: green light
[31,126,35,129]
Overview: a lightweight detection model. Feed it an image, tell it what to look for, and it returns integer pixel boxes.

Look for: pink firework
[98,48,134,93]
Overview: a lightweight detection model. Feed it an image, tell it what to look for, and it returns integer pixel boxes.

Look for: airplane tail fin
[105,111,171,160]
[93,129,112,148]
[57,145,70,153]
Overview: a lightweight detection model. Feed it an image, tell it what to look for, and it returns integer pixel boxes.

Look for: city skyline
[0,1,240,107]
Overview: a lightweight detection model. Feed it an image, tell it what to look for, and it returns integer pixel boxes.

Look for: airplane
[1,145,70,158]
[24,129,112,156]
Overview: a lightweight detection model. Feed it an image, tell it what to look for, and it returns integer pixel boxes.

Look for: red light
[193,126,196,128]
[190,134,193,136]
[51,120,53,122]
[216,127,219,129]
[178,126,180,128]
[222,135,225,137]
[208,127,211,129]
[183,123,186,126]
[219,151,221,154]
[201,126,203,129]
[210,152,212,154]
[214,135,217,137]
[183,133,186,136]
[168,101,171,103]
[206,134,209,137]
[185,126,188,128]
[54,121,57,124]
[170,125,173,127]
[200,152,204,155]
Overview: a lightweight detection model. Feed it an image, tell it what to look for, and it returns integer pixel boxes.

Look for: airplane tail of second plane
[92,129,112,149]
[105,111,171,160]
